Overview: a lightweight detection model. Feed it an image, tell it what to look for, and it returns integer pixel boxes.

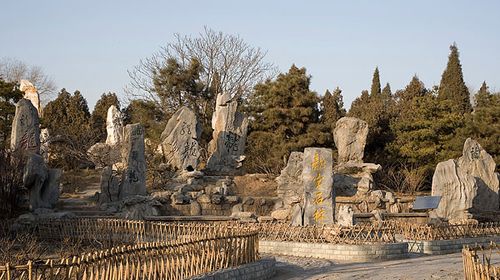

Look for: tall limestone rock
[432,138,499,221]
[19,80,42,117]
[276,152,303,206]
[105,105,123,146]
[206,92,249,173]
[11,98,40,154]
[302,148,335,225]
[333,117,368,164]
[119,124,147,199]
[159,106,201,171]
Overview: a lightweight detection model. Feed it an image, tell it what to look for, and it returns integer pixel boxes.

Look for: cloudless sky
[2,0,499,109]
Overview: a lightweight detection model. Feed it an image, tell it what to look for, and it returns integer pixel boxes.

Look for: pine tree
[245,65,330,173]
[438,44,472,114]
[460,82,500,167]
[321,87,346,131]
[123,99,165,141]
[382,83,392,98]
[0,79,23,148]
[370,67,381,96]
[43,89,93,168]
[90,92,120,143]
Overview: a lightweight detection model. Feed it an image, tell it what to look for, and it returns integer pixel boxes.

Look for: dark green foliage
[245,65,330,173]
[348,68,394,163]
[90,92,120,143]
[370,67,381,96]
[321,87,346,132]
[438,44,472,114]
[42,89,94,169]
[123,99,166,141]
[0,79,23,148]
[460,82,500,167]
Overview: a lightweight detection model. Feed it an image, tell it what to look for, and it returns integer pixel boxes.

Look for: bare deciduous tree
[0,57,57,103]
[127,27,276,110]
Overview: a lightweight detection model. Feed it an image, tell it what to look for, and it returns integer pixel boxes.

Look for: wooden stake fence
[0,232,259,280]
[463,243,500,280]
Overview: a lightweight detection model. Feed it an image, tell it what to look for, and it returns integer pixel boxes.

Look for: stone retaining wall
[405,236,500,254]
[259,241,408,262]
[190,258,276,280]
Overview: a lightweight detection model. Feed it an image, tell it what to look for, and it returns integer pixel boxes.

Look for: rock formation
[333,117,368,164]
[23,153,61,210]
[206,92,249,173]
[87,105,123,168]
[99,123,147,203]
[40,128,50,162]
[337,205,354,227]
[11,98,40,154]
[276,152,303,205]
[159,106,202,171]
[302,148,335,225]
[19,80,42,117]
[105,105,123,146]
[432,138,499,221]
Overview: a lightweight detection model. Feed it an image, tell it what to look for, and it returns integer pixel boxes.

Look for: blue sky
[2,0,499,109]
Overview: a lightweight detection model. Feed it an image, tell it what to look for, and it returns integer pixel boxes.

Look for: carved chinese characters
[159,107,201,171]
[206,92,248,173]
[11,98,40,154]
[120,124,147,199]
[302,148,334,225]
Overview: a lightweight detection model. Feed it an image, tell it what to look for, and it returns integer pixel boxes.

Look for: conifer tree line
[1,39,498,191]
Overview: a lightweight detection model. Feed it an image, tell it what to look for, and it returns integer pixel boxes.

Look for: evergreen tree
[90,92,120,143]
[321,87,346,131]
[245,65,330,173]
[123,99,165,141]
[370,67,381,96]
[460,82,500,167]
[438,44,472,114]
[43,89,93,169]
[382,83,392,98]
[0,79,23,148]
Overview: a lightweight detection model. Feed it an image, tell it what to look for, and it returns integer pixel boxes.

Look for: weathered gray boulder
[432,138,499,220]
[11,98,40,154]
[291,204,304,226]
[206,92,249,173]
[87,142,121,169]
[23,154,60,209]
[105,105,123,146]
[117,195,161,220]
[159,107,202,171]
[276,152,304,204]
[333,117,368,164]
[459,138,499,211]
[333,162,381,196]
[270,208,290,220]
[120,124,147,199]
[302,148,335,225]
[98,166,121,203]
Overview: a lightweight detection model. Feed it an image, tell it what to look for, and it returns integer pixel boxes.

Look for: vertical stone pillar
[302,148,334,225]
[119,123,147,199]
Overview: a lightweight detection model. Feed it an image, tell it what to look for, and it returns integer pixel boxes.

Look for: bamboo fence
[463,243,500,280]
[0,231,259,280]
[400,222,500,241]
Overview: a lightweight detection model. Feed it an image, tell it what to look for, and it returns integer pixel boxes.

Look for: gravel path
[268,253,464,280]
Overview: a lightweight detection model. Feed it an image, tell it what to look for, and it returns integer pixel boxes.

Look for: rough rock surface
[432,138,499,220]
[206,92,249,173]
[291,204,304,226]
[270,208,291,220]
[333,117,368,164]
[19,80,42,116]
[302,148,334,225]
[105,105,123,146]
[40,128,50,162]
[11,98,40,154]
[119,124,147,199]
[159,107,202,171]
[276,152,304,204]
[23,154,60,209]
[333,162,381,196]
[116,195,161,220]
[337,205,354,227]
[87,143,121,169]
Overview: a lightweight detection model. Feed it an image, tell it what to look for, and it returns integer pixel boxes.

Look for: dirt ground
[267,253,464,280]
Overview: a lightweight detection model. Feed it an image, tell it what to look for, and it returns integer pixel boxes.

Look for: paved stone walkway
[269,253,464,280]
